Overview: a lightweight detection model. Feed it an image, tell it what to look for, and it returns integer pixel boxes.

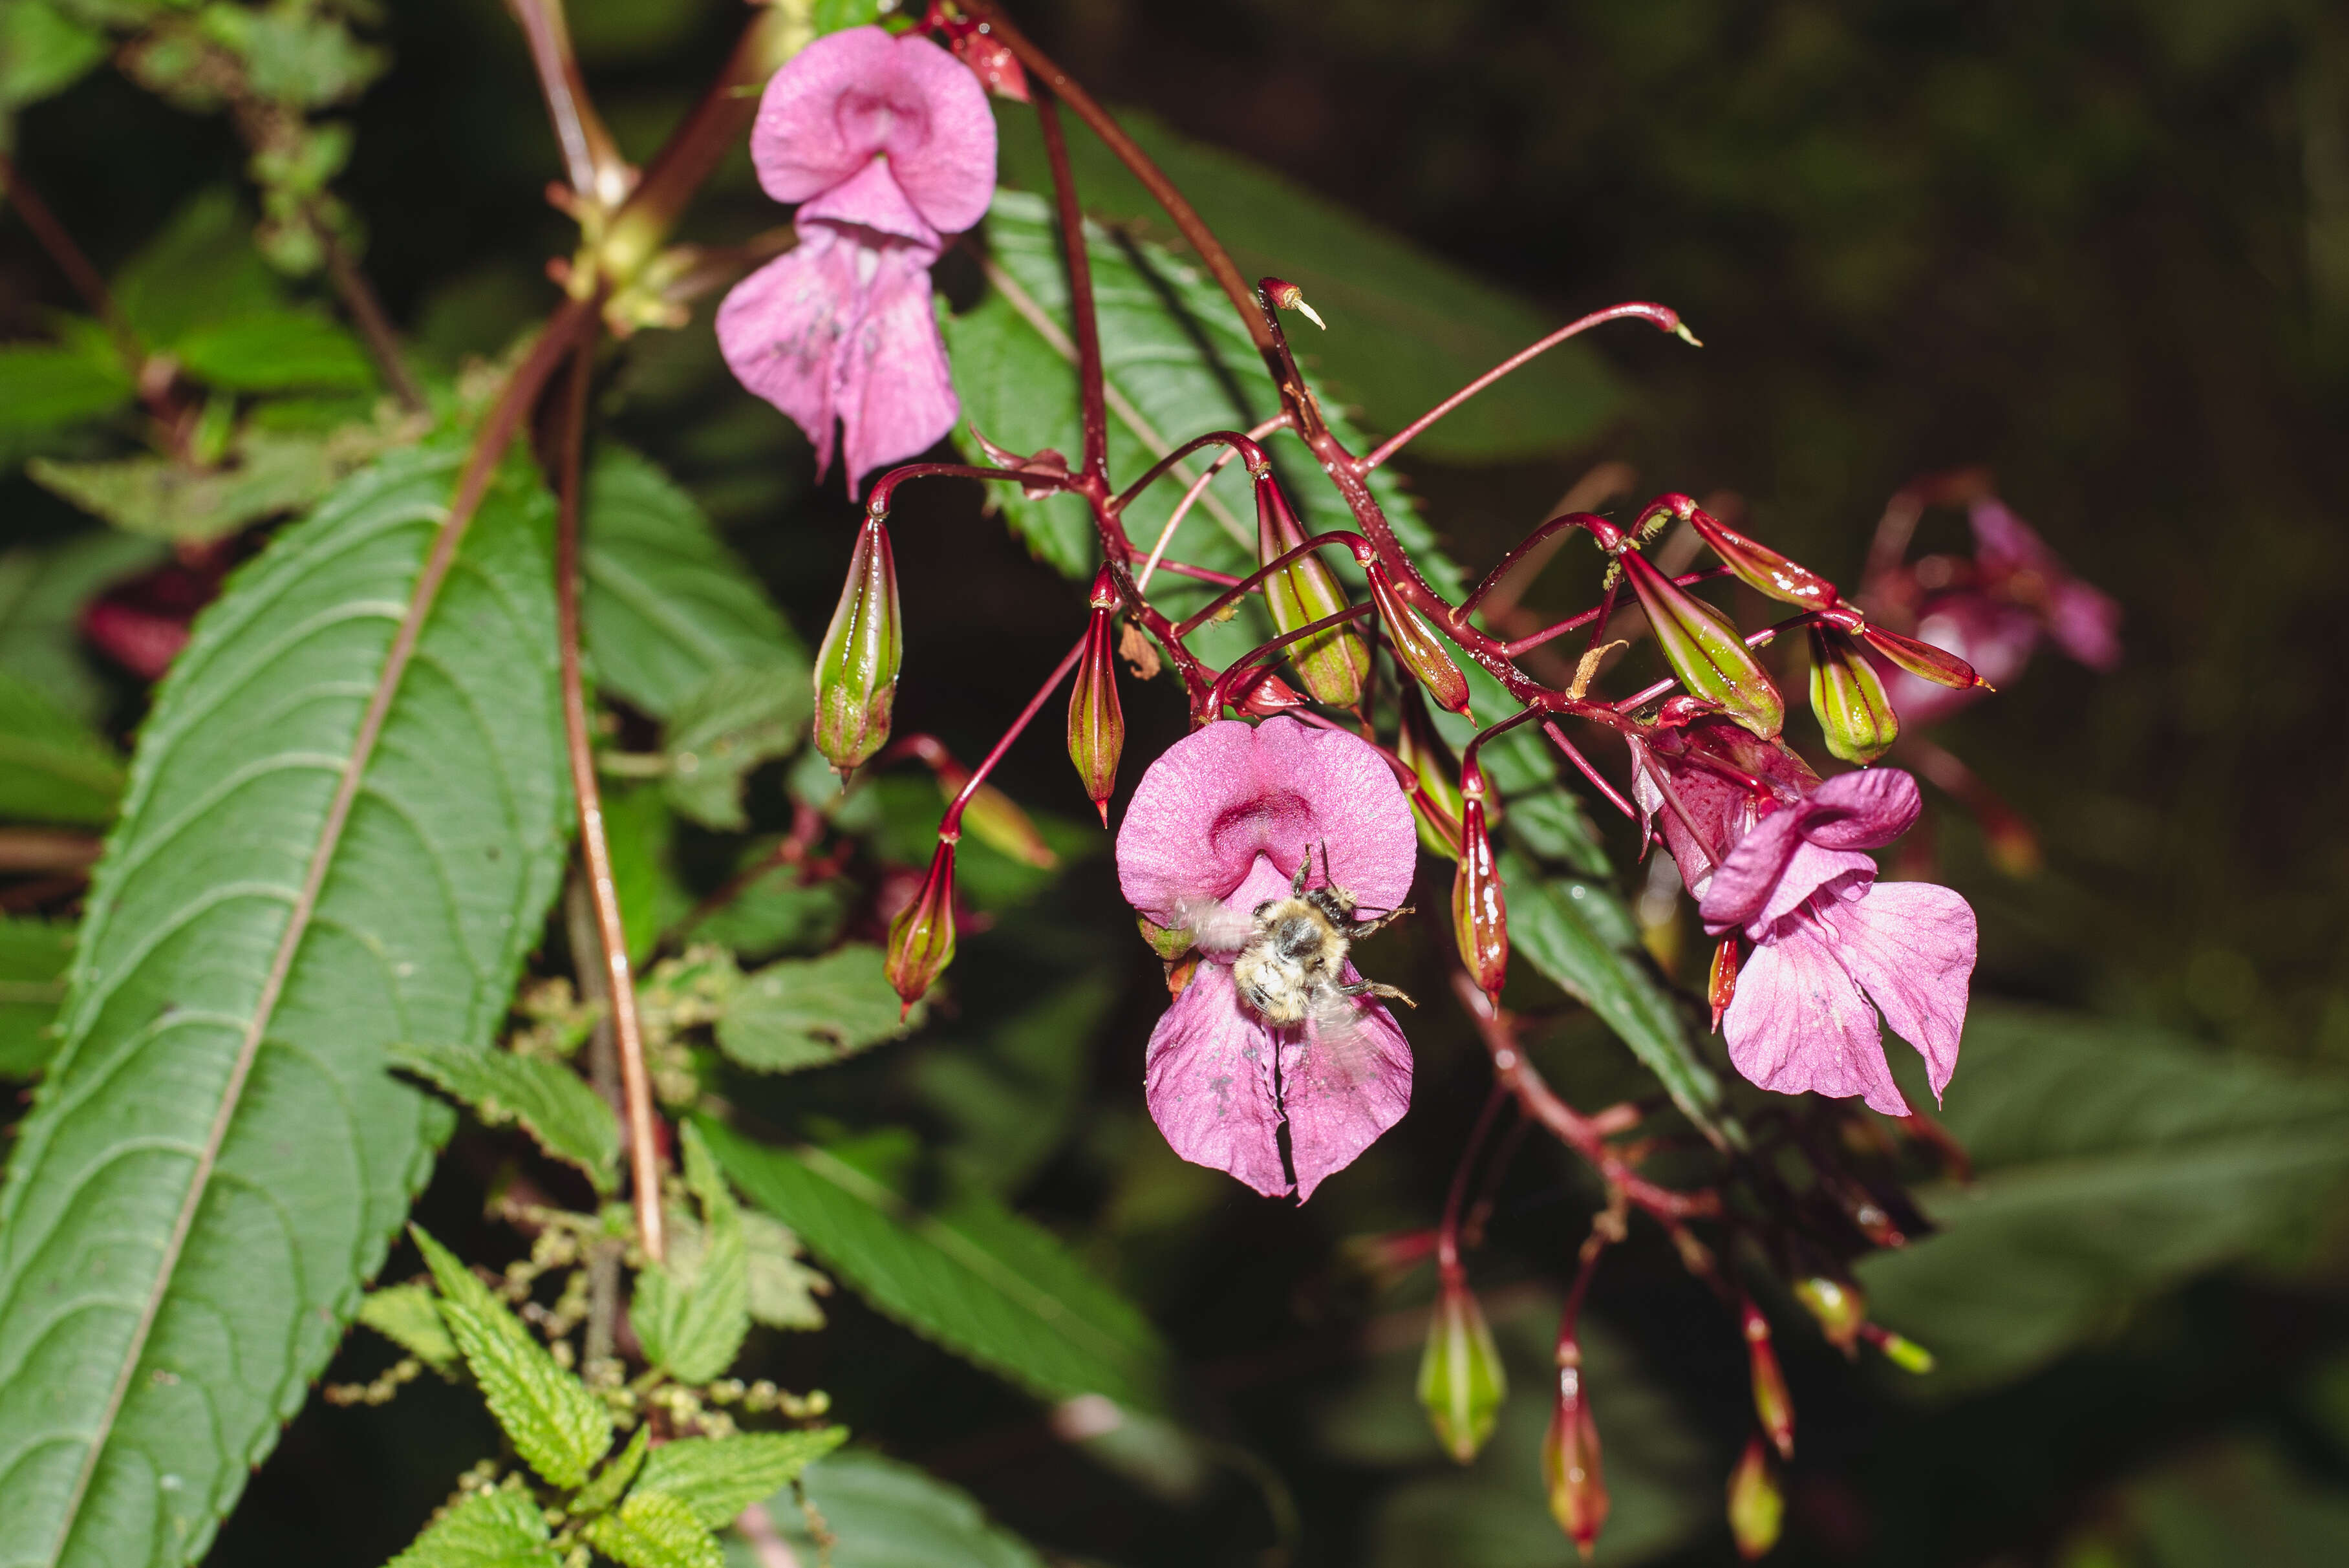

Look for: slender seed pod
[1807,625,1899,764]
[812,515,902,775]
[884,839,957,1012]
[1451,762,1508,1002]
[1368,564,1471,714]
[1793,1275,1866,1355]
[1395,686,1467,859]
[1254,473,1370,707]
[1727,1436,1785,1560]
[1708,938,1741,1032]
[1067,570,1124,824]
[1859,619,1988,691]
[1541,1348,1607,1558]
[1417,1274,1507,1463]
[1618,549,1784,738]
[1743,1298,1795,1461]
[1684,502,1840,612]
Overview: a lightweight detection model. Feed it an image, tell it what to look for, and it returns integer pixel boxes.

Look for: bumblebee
[1223,846,1415,1029]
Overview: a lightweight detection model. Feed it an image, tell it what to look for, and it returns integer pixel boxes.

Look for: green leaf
[0,341,133,433]
[413,1225,614,1489]
[0,530,169,721]
[0,663,121,824]
[28,427,359,542]
[947,190,1459,597]
[570,1423,649,1518]
[1499,848,1726,1138]
[0,442,572,1567]
[660,666,809,832]
[743,1450,1047,1568]
[633,1124,750,1384]
[356,1283,458,1371]
[389,1042,621,1193]
[669,1207,828,1331]
[111,189,281,350]
[0,0,108,111]
[582,1488,722,1568]
[385,1481,561,1568]
[688,856,849,960]
[1858,1005,2349,1395]
[639,1428,847,1527]
[583,446,808,724]
[0,916,72,1080]
[714,945,917,1074]
[995,105,1621,464]
[603,782,691,965]
[703,1121,1168,1409]
[172,309,374,392]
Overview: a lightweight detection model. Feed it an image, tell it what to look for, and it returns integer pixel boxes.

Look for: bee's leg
[1347,904,1415,938]
[1337,980,1418,1009]
[1290,854,1311,897]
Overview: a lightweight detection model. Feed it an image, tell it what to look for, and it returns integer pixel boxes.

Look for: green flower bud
[1417,1276,1507,1463]
[1619,550,1784,738]
[1807,625,1898,764]
[812,516,902,775]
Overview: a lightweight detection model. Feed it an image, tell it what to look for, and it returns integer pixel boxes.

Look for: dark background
[10,0,2349,1563]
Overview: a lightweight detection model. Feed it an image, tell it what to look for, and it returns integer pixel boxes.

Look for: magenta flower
[1694,769,1977,1116]
[1116,719,1419,1199]
[716,26,996,491]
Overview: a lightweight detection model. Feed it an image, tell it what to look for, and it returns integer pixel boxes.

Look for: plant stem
[315,213,427,413]
[1437,1083,1510,1281]
[939,637,1088,838]
[502,0,631,206]
[550,335,667,1263]
[0,150,142,373]
[564,871,625,1364]
[1032,87,1109,480]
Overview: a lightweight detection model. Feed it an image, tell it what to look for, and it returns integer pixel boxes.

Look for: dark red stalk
[1505,568,1734,657]
[939,638,1089,839]
[1032,88,1110,481]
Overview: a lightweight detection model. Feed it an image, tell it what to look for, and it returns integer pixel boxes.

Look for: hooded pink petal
[1698,768,1919,933]
[1117,718,1417,927]
[1722,921,1912,1115]
[1819,880,1975,1102]
[797,156,941,249]
[749,27,996,235]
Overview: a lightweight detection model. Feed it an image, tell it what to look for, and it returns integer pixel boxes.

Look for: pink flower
[1116,719,1419,1200]
[1694,769,1977,1116]
[716,27,996,491]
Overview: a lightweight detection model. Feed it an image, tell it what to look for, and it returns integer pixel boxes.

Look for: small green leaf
[412,1225,614,1488]
[28,428,354,541]
[714,945,917,1074]
[637,1428,847,1527]
[1499,849,1727,1139]
[703,1122,1168,1409]
[385,1480,561,1568]
[688,857,849,960]
[581,1488,722,1568]
[389,1042,621,1192]
[0,0,108,111]
[669,1207,828,1331]
[570,1423,650,1518]
[759,1450,1048,1568]
[173,309,374,391]
[112,189,281,349]
[356,1283,458,1371]
[0,530,169,722]
[660,666,809,832]
[602,782,691,965]
[0,916,73,1080]
[0,664,120,825]
[632,1125,750,1384]
[0,341,133,433]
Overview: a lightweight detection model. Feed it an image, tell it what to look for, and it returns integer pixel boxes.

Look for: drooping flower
[1693,768,1976,1116]
[1625,706,1820,900]
[716,26,996,491]
[1115,718,1419,1199]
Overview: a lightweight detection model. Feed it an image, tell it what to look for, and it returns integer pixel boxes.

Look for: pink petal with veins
[1143,958,1290,1199]
[1821,880,1975,1102]
[1723,919,1912,1116]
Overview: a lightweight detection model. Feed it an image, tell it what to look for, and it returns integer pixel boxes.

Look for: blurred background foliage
[6,0,2349,1564]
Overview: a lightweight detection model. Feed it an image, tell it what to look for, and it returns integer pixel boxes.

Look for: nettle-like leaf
[714,944,917,1074]
[581,445,809,724]
[703,1122,1168,1410]
[0,443,571,1568]
[632,1124,751,1385]
[761,1450,1047,1568]
[0,531,169,722]
[580,1488,721,1568]
[659,666,808,832]
[0,663,123,826]
[0,916,73,1081]
[0,338,133,436]
[947,189,1460,597]
[384,1480,561,1568]
[570,1424,650,1520]
[28,427,381,543]
[169,309,373,392]
[668,1207,828,1331]
[413,1226,613,1490]
[637,1428,846,1528]
[355,1283,458,1372]
[389,1041,621,1193]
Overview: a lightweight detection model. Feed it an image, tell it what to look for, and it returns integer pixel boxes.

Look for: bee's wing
[1174,896,1257,958]
[1298,985,1408,1092]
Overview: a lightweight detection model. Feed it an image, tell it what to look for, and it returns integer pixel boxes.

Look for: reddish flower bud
[813,515,901,775]
[1708,938,1741,1032]
[1450,771,1508,1002]
[949,27,1027,101]
[1743,1300,1794,1460]
[1368,565,1471,714]
[1068,572,1125,824]
[884,839,957,1012]
[1685,502,1840,611]
[1618,550,1784,738]
[1256,474,1370,708]
[1860,620,1986,691]
[1792,1275,1866,1355]
[1418,1274,1507,1464]
[1395,687,1467,859]
[1542,1353,1608,1558]
[1807,625,1899,764]
[1727,1436,1785,1561]
[1228,665,1311,716]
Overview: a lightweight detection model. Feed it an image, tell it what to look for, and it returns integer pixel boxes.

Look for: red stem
[939,636,1088,839]
[1437,1083,1510,1281]
[1172,530,1373,636]
[1032,88,1110,481]
[1505,566,1733,657]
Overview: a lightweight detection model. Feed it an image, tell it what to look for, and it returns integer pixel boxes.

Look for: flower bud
[1727,1436,1785,1561]
[1618,550,1783,738]
[1368,565,1471,714]
[1068,573,1125,824]
[1541,1355,1607,1558]
[1861,1323,1936,1374]
[1708,938,1740,1032]
[1807,625,1898,764]
[884,839,956,1012]
[1742,1299,1794,1460]
[1229,665,1311,717]
[813,515,901,775]
[1859,621,1985,691]
[1450,771,1507,1002]
[1685,504,1840,612]
[1395,688,1466,859]
[1417,1275,1507,1464]
[1793,1275,1865,1355]
[1256,475,1370,709]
